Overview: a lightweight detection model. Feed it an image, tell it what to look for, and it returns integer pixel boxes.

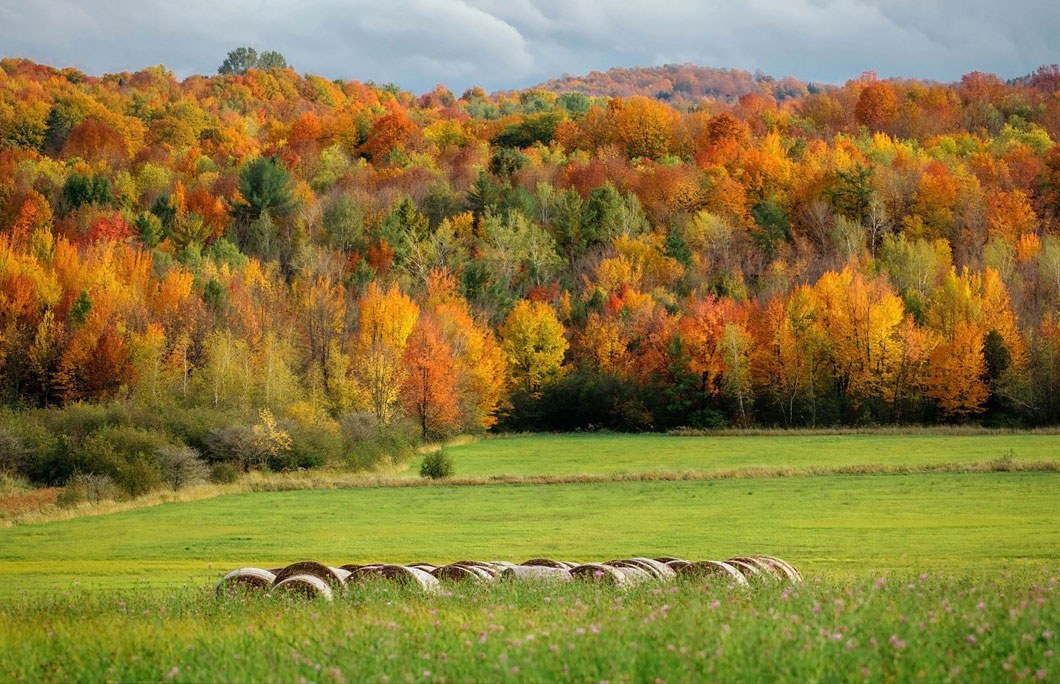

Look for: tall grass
[1,571,1055,683]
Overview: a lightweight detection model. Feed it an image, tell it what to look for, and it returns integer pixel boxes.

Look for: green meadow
[2,433,1059,683]
[407,432,1060,478]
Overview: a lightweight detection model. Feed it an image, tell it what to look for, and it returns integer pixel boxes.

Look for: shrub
[338,411,378,443]
[209,462,239,484]
[156,446,209,490]
[114,456,164,497]
[204,425,265,471]
[57,473,120,507]
[0,428,27,474]
[161,407,254,452]
[339,412,417,472]
[419,449,454,479]
[274,424,342,471]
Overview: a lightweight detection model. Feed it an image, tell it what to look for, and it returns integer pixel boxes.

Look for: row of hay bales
[216,555,801,600]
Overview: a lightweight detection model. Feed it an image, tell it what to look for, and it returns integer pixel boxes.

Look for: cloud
[1,0,1057,93]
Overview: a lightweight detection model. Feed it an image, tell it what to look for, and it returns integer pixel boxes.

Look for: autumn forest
[3,54,1060,480]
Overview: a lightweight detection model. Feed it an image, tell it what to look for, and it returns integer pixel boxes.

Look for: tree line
[1,56,1060,439]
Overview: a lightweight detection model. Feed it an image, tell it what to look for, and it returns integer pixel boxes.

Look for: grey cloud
[1,0,1058,93]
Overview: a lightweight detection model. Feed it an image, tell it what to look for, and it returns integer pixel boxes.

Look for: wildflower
[968,634,978,644]
[874,577,886,590]
[165,667,179,680]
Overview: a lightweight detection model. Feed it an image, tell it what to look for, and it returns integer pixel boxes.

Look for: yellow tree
[425,269,507,430]
[926,320,988,416]
[499,300,567,396]
[350,282,419,425]
[812,268,904,405]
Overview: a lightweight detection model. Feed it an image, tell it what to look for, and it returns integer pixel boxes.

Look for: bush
[209,462,239,484]
[156,446,209,490]
[0,427,27,474]
[419,449,454,479]
[114,456,164,497]
[273,423,342,471]
[161,407,252,453]
[204,425,265,471]
[56,473,120,507]
[339,413,417,472]
[338,412,378,443]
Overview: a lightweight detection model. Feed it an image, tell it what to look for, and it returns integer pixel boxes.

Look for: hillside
[532,63,815,103]
[1,53,1060,506]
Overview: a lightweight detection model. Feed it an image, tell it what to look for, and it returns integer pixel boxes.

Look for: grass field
[2,432,1059,682]
[1,472,1058,592]
[409,432,1060,478]
[2,573,1056,683]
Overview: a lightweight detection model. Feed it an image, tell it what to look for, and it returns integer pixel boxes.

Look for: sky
[1,0,1058,94]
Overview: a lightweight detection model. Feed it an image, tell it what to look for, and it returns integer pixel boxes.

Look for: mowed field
[407,432,1060,478]
[1,432,1059,592]
[2,433,1059,683]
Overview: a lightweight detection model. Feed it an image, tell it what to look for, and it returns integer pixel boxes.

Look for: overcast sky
[1,0,1058,94]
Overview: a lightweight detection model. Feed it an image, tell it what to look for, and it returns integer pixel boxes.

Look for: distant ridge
[530,63,820,104]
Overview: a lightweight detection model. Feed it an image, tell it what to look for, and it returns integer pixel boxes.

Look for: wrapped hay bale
[348,564,440,593]
[488,560,519,572]
[653,556,682,563]
[754,555,803,583]
[407,563,438,573]
[501,565,573,583]
[676,560,749,586]
[215,567,275,595]
[725,558,764,580]
[273,574,334,600]
[451,560,500,578]
[433,563,490,583]
[627,557,677,579]
[272,561,347,588]
[569,563,627,586]
[664,559,693,573]
[520,558,568,569]
[729,556,788,581]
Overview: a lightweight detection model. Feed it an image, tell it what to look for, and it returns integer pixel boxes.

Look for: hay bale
[349,564,440,593]
[569,563,627,586]
[665,559,693,573]
[488,560,519,571]
[272,561,346,588]
[729,556,785,581]
[611,564,652,586]
[452,560,500,578]
[675,560,749,586]
[754,555,803,583]
[520,558,568,569]
[273,574,333,600]
[432,563,488,583]
[215,567,275,595]
[725,559,763,579]
[501,565,572,583]
[605,557,675,580]
[628,557,677,579]
[407,563,438,573]
[653,556,682,563]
